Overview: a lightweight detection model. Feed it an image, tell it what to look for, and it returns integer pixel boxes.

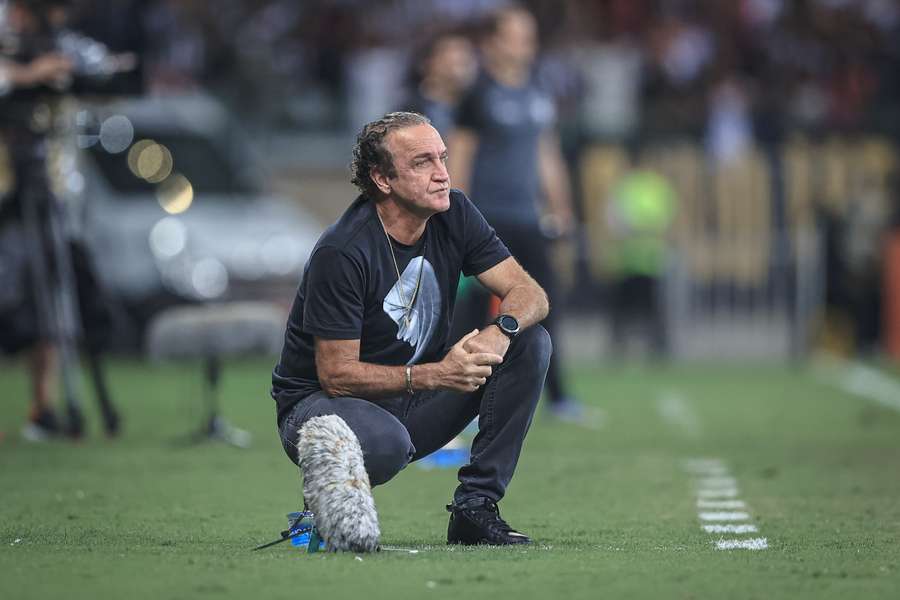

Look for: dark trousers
[279,325,551,505]
[451,221,569,403]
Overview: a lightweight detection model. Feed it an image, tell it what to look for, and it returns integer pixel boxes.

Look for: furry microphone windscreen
[297,415,381,552]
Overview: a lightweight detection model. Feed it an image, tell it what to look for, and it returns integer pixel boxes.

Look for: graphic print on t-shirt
[382,256,441,365]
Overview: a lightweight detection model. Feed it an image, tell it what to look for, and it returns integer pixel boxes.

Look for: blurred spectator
[572,19,643,141]
[706,76,753,165]
[448,5,584,421]
[606,168,677,358]
[405,29,477,138]
[142,0,207,92]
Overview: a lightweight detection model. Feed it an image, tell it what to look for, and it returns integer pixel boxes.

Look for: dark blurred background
[3,0,900,363]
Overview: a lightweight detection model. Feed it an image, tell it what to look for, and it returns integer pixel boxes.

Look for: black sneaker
[446,499,532,545]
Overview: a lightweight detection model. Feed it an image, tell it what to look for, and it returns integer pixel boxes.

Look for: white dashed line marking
[698,511,751,522]
[697,500,747,509]
[656,391,702,437]
[660,398,769,551]
[697,477,738,489]
[703,524,759,534]
[682,457,768,551]
[697,488,740,499]
[715,538,769,550]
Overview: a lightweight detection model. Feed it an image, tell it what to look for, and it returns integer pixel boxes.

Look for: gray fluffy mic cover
[297,415,381,552]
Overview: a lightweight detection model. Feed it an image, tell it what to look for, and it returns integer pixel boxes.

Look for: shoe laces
[450,500,514,536]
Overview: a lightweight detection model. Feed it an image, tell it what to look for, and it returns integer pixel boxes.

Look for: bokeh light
[127,139,173,183]
[126,139,154,176]
[141,144,173,183]
[99,115,134,153]
[191,258,228,299]
[149,217,187,259]
[156,173,193,214]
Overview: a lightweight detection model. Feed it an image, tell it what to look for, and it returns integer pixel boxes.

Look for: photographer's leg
[23,341,60,439]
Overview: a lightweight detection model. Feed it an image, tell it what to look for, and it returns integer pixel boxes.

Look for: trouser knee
[511,324,553,372]
[363,427,416,486]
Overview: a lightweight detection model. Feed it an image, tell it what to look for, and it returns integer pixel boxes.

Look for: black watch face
[498,315,518,332]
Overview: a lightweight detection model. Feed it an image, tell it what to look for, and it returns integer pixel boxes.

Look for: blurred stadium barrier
[571,135,897,361]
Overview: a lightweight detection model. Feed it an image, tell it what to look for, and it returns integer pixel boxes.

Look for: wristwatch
[491,314,520,339]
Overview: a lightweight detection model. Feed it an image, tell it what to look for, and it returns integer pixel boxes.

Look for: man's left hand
[462,324,510,359]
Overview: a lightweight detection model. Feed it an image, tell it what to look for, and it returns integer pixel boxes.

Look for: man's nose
[434,161,449,182]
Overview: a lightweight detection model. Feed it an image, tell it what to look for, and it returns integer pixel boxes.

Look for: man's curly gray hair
[350,111,432,200]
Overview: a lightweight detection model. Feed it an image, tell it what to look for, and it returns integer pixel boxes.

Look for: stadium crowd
[107,0,900,145]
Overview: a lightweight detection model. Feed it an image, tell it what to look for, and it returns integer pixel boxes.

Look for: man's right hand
[432,329,503,392]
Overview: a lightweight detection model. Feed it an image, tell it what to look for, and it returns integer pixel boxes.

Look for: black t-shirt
[271,189,510,421]
[456,70,557,226]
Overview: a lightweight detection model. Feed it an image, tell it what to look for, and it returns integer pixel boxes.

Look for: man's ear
[370,167,392,195]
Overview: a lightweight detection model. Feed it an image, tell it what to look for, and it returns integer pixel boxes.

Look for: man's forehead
[388,124,446,157]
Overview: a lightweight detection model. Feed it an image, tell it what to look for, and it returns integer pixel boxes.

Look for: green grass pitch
[2,358,899,599]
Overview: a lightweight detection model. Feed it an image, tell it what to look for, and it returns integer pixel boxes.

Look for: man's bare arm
[463,257,549,357]
[315,332,501,399]
[478,256,549,329]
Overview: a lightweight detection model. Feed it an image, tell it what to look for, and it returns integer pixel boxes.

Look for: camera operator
[0,0,120,440]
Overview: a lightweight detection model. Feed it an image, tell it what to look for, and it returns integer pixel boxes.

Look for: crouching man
[271,112,551,548]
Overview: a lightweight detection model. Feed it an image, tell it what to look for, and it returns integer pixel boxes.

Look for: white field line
[703,524,759,534]
[682,457,768,550]
[683,458,725,472]
[696,477,738,490]
[656,391,701,437]
[716,538,768,550]
[697,500,747,509]
[683,459,732,479]
[379,546,422,553]
[840,363,900,413]
[697,488,739,499]
[698,511,751,522]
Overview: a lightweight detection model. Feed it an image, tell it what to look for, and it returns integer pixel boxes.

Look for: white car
[73,95,319,347]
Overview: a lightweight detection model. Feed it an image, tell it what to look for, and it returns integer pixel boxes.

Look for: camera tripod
[18,144,119,437]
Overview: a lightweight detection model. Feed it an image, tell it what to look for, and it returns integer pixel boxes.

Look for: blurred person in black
[447,5,585,423]
[0,0,74,440]
[0,0,121,439]
[406,28,477,139]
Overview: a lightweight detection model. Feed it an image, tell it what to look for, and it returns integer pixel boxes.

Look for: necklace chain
[376,210,426,327]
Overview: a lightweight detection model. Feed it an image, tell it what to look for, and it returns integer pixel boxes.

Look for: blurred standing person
[447,5,583,422]
[0,0,121,439]
[406,29,477,139]
[606,168,677,358]
[0,0,74,439]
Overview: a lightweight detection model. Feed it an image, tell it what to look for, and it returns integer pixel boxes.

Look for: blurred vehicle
[74,95,320,349]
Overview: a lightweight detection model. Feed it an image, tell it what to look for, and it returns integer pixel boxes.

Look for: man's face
[380,124,451,216]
